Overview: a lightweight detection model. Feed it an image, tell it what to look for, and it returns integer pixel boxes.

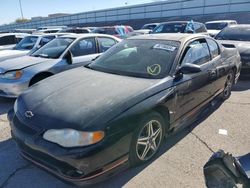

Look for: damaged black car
[9,34,241,186]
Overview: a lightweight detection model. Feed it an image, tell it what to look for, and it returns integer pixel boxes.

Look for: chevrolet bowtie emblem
[25,111,34,118]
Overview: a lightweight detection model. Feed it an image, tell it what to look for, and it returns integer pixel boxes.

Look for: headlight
[1,70,23,80]
[43,129,105,148]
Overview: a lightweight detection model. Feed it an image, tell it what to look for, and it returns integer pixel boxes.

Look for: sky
[0,0,158,25]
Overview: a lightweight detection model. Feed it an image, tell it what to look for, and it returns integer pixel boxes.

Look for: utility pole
[18,0,24,19]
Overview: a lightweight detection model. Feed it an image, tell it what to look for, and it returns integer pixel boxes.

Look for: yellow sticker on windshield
[147,64,161,76]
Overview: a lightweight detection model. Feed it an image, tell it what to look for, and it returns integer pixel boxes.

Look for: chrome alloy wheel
[224,72,234,98]
[136,120,163,161]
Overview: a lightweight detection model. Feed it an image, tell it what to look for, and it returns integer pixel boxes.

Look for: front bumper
[0,78,29,98]
[9,110,131,186]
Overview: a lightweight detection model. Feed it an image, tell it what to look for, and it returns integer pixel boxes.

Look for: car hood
[0,50,29,62]
[0,55,51,73]
[16,67,171,130]
[218,40,250,54]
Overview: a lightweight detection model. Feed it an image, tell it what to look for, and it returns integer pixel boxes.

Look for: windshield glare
[90,39,179,78]
[14,36,38,50]
[215,27,250,41]
[31,37,74,59]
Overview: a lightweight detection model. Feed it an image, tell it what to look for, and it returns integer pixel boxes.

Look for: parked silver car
[0,34,121,97]
[0,33,66,62]
[0,33,29,51]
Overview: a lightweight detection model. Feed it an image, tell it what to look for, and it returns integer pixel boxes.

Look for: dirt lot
[0,80,249,188]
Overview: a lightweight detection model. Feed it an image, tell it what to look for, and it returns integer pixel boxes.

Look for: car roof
[158,21,202,25]
[227,24,250,28]
[0,33,29,37]
[128,33,208,42]
[206,20,237,24]
[59,33,120,39]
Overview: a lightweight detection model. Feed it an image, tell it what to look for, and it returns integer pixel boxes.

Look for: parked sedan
[0,33,64,62]
[0,33,29,51]
[205,20,237,37]
[9,34,241,186]
[0,34,120,97]
[215,24,250,75]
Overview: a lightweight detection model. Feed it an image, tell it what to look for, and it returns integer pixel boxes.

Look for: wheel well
[153,105,170,131]
[29,72,54,86]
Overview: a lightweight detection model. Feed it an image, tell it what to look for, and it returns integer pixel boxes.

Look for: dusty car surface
[0,33,29,51]
[215,24,250,75]
[0,33,120,97]
[205,20,237,37]
[0,33,65,62]
[9,34,241,186]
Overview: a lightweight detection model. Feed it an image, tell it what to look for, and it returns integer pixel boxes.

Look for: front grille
[13,116,39,135]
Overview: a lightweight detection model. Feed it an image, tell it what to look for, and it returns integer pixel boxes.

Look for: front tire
[221,70,235,100]
[129,111,166,166]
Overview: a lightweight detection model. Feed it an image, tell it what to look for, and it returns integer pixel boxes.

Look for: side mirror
[64,51,73,64]
[179,63,202,74]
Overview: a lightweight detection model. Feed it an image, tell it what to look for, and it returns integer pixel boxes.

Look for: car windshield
[89,39,180,79]
[152,23,187,33]
[13,36,38,50]
[215,27,250,41]
[205,22,228,30]
[31,37,75,59]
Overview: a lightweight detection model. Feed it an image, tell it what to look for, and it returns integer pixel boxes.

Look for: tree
[15,18,30,23]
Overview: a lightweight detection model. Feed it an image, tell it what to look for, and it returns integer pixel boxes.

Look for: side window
[207,39,220,59]
[181,40,211,65]
[193,23,201,33]
[97,37,117,53]
[0,35,16,45]
[70,38,96,57]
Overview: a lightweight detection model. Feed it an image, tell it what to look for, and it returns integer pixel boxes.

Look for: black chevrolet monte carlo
[8,34,241,186]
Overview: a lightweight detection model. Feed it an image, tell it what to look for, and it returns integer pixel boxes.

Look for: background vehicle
[141,23,160,30]
[215,24,250,75]
[152,21,207,34]
[37,26,67,31]
[205,20,237,37]
[0,33,29,51]
[91,25,133,38]
[9,34,241,186]
[0,34,120,97]
[125,29,151,38]
[58,27,91,34]
[0,33,66,62]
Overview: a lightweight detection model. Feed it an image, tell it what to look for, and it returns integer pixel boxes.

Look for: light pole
[18,0,24,19]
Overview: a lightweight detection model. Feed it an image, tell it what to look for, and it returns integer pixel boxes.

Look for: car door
[206,38,227,94]
[173,38,216,121]
[70,37,100,64]
[96,37,118,53]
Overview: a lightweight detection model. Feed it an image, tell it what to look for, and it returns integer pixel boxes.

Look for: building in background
[0,0,250,31]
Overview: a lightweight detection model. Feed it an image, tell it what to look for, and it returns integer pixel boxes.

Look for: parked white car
[0,34,121,97]
[205,20,237,37]
[0,33,29,51]
[0,33,66,62]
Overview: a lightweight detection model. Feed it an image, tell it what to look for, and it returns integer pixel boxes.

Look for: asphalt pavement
[0,80,249,188]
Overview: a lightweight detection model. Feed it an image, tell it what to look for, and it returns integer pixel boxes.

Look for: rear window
[205,23,228,30]
[215,27,250,41]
